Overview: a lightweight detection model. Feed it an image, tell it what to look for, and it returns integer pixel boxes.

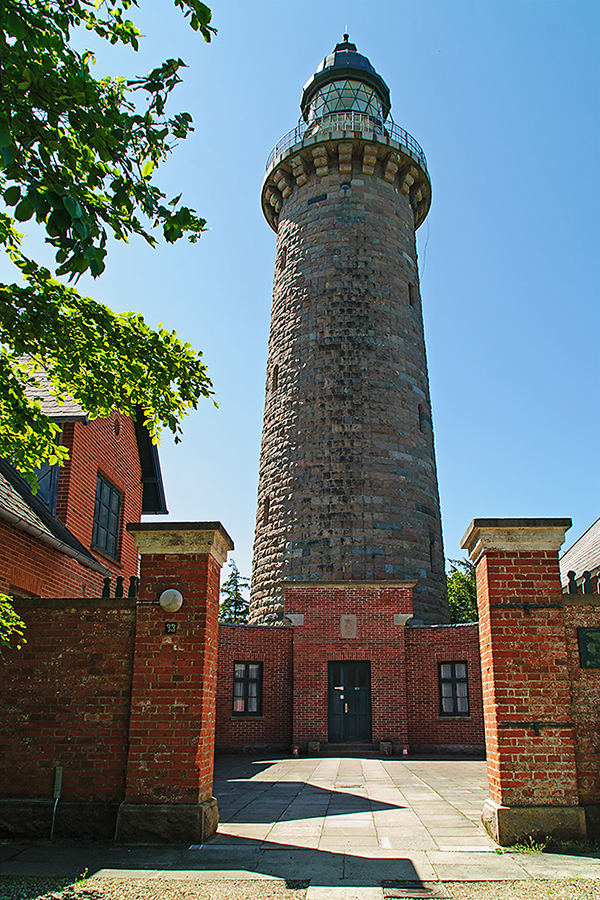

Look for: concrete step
[308,741,393,758]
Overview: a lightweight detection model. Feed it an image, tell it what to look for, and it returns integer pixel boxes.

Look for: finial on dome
[335,33,357,52]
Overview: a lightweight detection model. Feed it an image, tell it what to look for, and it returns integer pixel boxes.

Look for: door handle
[344,703,348,713]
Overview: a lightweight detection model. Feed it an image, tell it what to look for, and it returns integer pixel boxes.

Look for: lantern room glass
[307,79,384,123]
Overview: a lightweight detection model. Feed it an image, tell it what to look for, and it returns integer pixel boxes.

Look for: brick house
[560,517,600,594]
[0,374,167,599]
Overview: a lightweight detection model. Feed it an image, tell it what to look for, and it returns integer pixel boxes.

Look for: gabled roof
[24,369,88,422]
[559,516,600,588]
[133,409,168,515]
[0,459,110,576]
[23,371,167,515]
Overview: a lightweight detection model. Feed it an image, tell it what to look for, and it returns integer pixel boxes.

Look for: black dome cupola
[300,35,391,124]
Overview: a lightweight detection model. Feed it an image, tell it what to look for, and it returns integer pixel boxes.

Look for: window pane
[248,664,260,680]
[457,697,469,713]
[234,663,245,678]
[440,664,452,679]
[442,697,454,713]
[233,698,244,713]
[247,695,258,712]
[455,663,467,679]
[456,683,468,697]
[441,683,453,697]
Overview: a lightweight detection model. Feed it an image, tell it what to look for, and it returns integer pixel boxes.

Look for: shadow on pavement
[0,836,422,888]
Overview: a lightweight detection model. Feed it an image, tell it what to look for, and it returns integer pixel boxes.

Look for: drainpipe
[49,765,63,840]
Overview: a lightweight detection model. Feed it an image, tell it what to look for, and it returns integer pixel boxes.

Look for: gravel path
[2,877,600,900]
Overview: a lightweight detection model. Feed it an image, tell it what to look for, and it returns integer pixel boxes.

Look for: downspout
[49,765,63,840]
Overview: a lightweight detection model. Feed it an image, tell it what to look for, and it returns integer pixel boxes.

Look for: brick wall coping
[11,597,137,610]
[218,623,288,630]
[562,596,600,606]
[407,622,479,630]
[462,518,572,563]
[283,580,417,589]
[127,521,234,565]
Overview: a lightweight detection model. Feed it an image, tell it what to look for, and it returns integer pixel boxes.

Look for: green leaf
[0,118,12,148]
[3,186,21,206]
[141,159,155,179]
[14,199,34,221]
[63,196,83,219]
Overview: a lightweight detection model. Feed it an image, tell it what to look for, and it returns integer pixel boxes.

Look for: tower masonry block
[250,37,446,626]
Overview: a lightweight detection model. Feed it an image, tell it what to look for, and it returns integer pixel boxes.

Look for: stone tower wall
[250,140,447,625]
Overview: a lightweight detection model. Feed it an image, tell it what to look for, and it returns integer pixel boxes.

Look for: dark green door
[328,661,372,743]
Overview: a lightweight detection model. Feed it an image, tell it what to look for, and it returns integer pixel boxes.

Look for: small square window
[92,473,121,559]
[439,661,469,716]
[233,661,263,716]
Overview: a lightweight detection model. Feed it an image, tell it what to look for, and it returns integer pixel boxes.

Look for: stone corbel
[338,141,353,176]
[273,169,293,199]
[362,144,377,176]
[384,152,400,184]
[290,155,308,186]
[399,165,419,195]
[312,145,329,177]
[410,183,424,205]
[266,187,282,214]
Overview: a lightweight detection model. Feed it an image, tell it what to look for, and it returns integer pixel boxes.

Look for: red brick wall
[216,624,293,751]
[564,600,600,806]
[124,550,221,805]
[0,519,103,598]
[285,584,413,751]
[1,412,142,600]
[476,548,580,807]
[0,599,135,802]
[405,624,484,753]
[59,413,142,578]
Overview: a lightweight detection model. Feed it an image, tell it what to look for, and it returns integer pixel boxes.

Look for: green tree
[447,558,478,623]
[0,1,216,647]
[0,0,216,488]
[219,560,250,624]
[0,596,26,653]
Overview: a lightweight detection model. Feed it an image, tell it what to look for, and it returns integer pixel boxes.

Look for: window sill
[438,715,472,721]
[230,716,265,721]
[91,544,123,567]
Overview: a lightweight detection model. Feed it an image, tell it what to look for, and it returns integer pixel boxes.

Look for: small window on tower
[429,536,435,571]
[272,364,279,392]
[418,404,425,433]
[263,496,270,526]
[408,283,416,307]
[279,246,287,271]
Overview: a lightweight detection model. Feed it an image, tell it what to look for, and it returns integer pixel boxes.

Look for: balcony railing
[266,113,428,175]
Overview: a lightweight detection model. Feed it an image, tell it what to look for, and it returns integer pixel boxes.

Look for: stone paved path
[1,755,599,899]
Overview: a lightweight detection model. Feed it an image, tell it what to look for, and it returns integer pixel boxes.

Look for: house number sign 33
[165,622,177,635]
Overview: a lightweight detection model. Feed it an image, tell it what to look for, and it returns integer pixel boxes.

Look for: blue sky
[5,1,599,584]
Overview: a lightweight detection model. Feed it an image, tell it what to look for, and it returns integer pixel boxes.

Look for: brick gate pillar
[116,522,233,843]
[461,517,586,845]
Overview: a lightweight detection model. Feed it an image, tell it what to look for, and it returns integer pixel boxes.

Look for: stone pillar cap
[126,521,234,566]
[461,517,572,563]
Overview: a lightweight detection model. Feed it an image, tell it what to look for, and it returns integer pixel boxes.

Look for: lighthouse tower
[250,37,448,626]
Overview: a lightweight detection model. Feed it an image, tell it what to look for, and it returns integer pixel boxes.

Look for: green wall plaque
[577,627,600,668]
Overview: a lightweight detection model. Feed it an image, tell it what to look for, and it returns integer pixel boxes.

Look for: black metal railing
[266,113,428,175]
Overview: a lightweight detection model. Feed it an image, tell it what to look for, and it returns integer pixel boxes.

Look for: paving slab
[1,754,599,891]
